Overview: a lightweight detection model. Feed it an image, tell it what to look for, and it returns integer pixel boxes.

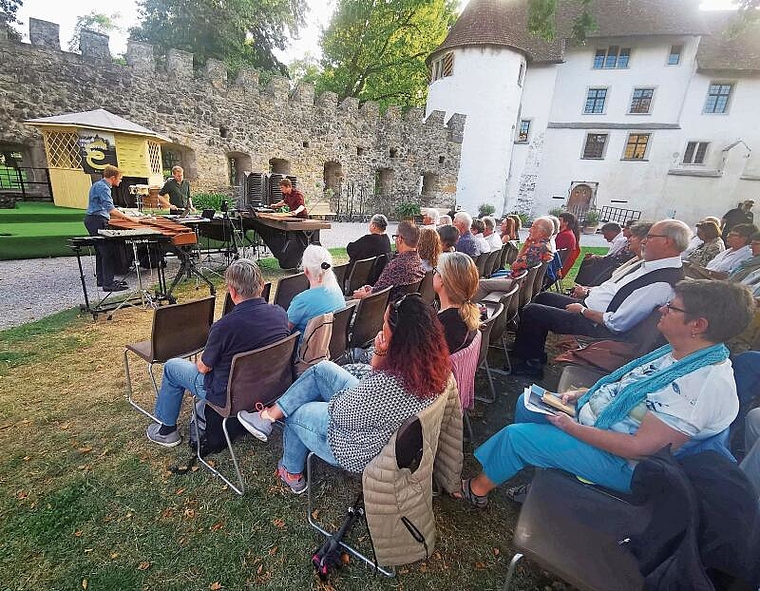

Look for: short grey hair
[171,165,184,174]
[482,216,496,231]
[225,259,263,299]
[438,215,452,225]
[454,211,473,228]
[657,219,692,252]
[424,208,440,224]
[629,221,653,238]
[532,216,554,238]
[370,213,388,230]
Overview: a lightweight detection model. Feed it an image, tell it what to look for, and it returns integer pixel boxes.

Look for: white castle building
[425,0,760,225]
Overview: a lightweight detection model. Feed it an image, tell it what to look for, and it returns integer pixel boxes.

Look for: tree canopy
[0,0,23,41]
[315,0,458,109]
[68,12,121,53]
[129,0,306,74]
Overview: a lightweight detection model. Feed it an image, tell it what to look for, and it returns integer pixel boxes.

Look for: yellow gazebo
[25,109,170,209]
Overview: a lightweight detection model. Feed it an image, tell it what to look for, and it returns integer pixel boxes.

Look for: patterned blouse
[687,238,725,268]
[327,369,435,473]
[371,250,425,298]
[510,236,554,275]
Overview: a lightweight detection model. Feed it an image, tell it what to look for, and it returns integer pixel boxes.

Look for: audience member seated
[458,280,754,506]
[508,214,522,240]
[346,213,392,264]
[471,218,491,254]
[722,200,754,243]
[454,212,481,257]
[438,224,459,252]
[510,219,689,378]
[420,207,440,229]
[728,231,760,286]
[434,252,480,353]
[574,222,632,286]
[682,216,722,259]
[352,221,424,300]
[482,216,502,251]
[474,217,555,301]
[570,221,652,298]
[685,220,724,268]
[686,223,757,280]
[418,227,442,273]
[236,295,451,493]
[556,212,580,278]
[286,245,346,339]
[438,214,452,226]
[145,260,290,447]
[500,217,516,244]
[741,408,760,502]
[547,215,560,251]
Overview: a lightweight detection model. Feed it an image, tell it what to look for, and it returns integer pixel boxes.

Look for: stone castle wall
[0,18,465,214]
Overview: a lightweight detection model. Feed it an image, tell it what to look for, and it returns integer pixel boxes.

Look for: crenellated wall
[0,19,465,213]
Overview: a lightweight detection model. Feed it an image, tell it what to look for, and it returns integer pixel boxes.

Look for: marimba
[108,216,198,246]
[242,212,331,269]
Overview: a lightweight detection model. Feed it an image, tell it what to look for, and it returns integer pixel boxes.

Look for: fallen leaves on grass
[272,518,285,528]
[137,561,151,571]
[209,583,222,590]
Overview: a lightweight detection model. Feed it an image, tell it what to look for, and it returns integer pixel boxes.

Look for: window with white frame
[668,45,682,65]
[593,46,631,69]
[683,141,709,165]
[584,88,608,114]
[704,83,733,114]
[582,133,608,159]
[516,120,531,143]
[430,52,454,82]
[629,88,654,114]
[623,133,651,160]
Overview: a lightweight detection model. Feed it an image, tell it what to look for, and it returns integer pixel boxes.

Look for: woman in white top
[460,279,754,506]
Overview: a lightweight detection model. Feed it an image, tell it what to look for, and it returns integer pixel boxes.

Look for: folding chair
[195,332,300,495]
[328,303,357,362]
[475,303,504,404]
[222,282,271,316]
[274,272,309,310]
[295,313,334,376]
[394,279,423,297]
[367,253,389,286]
[348,286,392,350]
[475,253,489,277]
[124,296,216,422]
[332,263,349,291]
[344,256,377,295]
[503,241,519,266]
[418,270,435,305]
[518,264,541,310]
[484,249,501,278]
[530,260,550,301]
[450,331,481,442]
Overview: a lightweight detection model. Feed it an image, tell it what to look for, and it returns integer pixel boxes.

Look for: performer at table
[271,178,308,218]
[83,165,137,292]
[158,165,195,212]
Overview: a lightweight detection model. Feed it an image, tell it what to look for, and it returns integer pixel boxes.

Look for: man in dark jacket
[346,213,392,263]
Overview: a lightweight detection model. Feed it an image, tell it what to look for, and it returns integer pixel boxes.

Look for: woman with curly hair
[418,227,443,272]
[237,294,451,494]
[434,252,480,353]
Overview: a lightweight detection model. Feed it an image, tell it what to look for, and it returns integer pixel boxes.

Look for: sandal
[459,478,489,509]
[505,483,530,504]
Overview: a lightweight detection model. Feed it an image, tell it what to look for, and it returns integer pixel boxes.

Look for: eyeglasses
[645,233,669,240]
[432,267,439,276]
[663,301,688,314]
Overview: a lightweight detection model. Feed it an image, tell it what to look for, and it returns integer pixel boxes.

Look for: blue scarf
[577,343,730,430]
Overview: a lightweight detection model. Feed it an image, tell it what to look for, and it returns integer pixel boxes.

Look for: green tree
[1,0,23,41]
[129,0,306,75]
[68,12,121,52]
[316,0,458,109]
[287,52,322,87]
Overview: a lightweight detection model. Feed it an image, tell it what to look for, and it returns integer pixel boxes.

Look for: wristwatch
[580,306,587,317]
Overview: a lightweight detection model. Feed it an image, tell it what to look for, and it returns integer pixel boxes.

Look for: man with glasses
[510,219,689,378]
[352,221,424,300]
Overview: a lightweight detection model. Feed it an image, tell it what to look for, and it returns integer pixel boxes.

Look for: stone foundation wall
[0,19,464,215]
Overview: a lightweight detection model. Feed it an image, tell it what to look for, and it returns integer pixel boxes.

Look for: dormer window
[430,52,454,82]
[593,46,631,69]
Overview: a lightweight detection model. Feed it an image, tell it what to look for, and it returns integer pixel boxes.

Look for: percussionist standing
[83,165,135,292]
[271,178,308,218]
[158,165,194,211]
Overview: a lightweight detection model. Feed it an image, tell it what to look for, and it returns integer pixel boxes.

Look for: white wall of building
[426,45,526,215]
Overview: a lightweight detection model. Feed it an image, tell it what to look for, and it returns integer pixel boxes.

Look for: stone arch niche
[420,172,438,204]
[375,168,394,197]
[269,157,291,174]
[161,143,197,180]
[323,161,343,196]
[227,151,252,186]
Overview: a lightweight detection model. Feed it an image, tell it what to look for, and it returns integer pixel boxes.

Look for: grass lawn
[0,249,603,590]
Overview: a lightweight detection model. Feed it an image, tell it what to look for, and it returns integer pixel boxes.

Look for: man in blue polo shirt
[147,259,290,447]
[84,165,137,291]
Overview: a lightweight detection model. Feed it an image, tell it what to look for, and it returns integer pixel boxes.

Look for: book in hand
[523,384,577,417]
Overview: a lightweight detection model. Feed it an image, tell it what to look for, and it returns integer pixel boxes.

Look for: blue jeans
[474,394,634,493]
[275,361,358,474]
[154,358,208,426]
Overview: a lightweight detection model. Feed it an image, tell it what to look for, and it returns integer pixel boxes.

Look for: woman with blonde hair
[418,227,443,272]
[286,245,346,338]
[434,252,480,353]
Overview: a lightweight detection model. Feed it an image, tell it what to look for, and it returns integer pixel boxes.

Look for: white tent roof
[25,109,171,142]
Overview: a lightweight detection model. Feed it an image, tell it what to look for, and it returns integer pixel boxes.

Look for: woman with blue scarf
[460,280,755,507]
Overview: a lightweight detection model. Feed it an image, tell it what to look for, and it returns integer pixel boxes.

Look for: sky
[14,0,740,63]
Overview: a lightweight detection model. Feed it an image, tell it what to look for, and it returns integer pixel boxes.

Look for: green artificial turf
[0,201,84,223]
[0,221,88,259]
